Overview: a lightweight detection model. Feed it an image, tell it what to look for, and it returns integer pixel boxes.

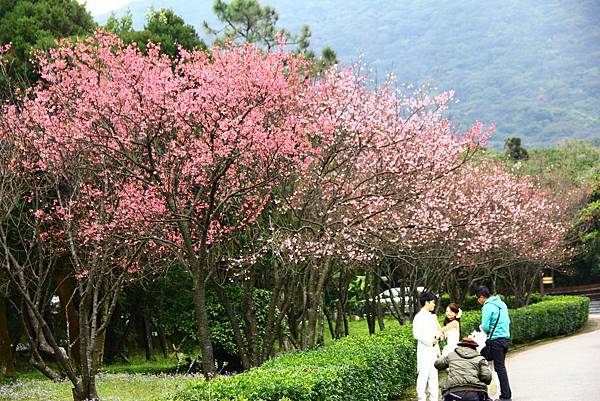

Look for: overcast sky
[78,0,143,16]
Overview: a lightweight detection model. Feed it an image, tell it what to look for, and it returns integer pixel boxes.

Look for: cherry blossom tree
[277,68,491,346]
[0,30,328,378]
[389,162,581,306]
[1,63,160,401]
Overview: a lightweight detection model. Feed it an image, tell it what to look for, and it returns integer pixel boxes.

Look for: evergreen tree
[105,8,206,57]
[204,0,337,70]
[0,0,96,96]
[504,137,529,160]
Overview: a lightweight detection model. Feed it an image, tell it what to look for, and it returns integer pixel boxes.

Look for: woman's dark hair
[444,303,461,328]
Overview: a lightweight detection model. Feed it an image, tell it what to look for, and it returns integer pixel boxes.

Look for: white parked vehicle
[372,286,424,313]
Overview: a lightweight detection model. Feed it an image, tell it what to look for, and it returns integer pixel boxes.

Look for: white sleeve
[412,313,433,347]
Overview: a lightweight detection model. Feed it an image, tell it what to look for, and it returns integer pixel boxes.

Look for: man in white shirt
[413,292,442,401]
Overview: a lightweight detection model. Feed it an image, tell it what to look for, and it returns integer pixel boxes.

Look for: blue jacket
[481,295,510,340]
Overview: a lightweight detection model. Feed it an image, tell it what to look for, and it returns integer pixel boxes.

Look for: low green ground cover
[0,371,194,401]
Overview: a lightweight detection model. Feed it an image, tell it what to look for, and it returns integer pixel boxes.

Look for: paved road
[502,317,600,401]
[589,299,600,315]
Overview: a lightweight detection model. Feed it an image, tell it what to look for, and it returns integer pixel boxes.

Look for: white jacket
[413,309,440,348]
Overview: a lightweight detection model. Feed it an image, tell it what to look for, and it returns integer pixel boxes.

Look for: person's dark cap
[457,338,479,349]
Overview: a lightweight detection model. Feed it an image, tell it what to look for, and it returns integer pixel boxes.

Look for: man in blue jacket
[475,286,512,401]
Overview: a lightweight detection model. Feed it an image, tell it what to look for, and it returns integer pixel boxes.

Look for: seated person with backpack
[434,337,492,401]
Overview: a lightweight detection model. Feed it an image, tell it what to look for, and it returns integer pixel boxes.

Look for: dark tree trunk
[287,312,300,349]
[375,276,385,331]
[334,271,352,339]
[317,309,325,346]
[20,306,63,381]
[116,315,134,360]
[305,260,332,348]
[192,267,215,375]
[343,313,349,337]
[214,283,250,370]
[0,295,16,377]
[334,305,343,338]
[324,306,336,339]
[166,193,215,376]
[9,299,22,356]
[366,306,376,335]
[142,307,154,361]
[103,316,117,364]
[259,264,289,363]
[241,274,260,366]
[152,318,169,358]
[364,272,378,335]
[154,286,170,358]
[54,258,81,367]
[77,291,98,401]
[285,279,303,350]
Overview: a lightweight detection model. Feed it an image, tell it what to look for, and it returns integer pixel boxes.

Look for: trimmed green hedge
[174,296,588,401]
[451,295,589,344]
[508,295,589,343]
[175,326,416,401]
[438,293,544,311]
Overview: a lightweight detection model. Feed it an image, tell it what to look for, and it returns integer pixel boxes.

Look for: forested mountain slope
[97,0,600,148]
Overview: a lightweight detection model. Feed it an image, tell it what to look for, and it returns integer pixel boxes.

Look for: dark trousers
[489,338,512,399]
[443,391,489,401]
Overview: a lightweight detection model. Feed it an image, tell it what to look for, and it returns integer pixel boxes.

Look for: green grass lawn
[0,370,195,401]
[0,354,196,401]
[323,315,403,344]
[101,354,183,375]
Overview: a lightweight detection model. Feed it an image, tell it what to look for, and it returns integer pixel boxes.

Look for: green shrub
[438,292,543,312]
[173,295,587,401]
[438,294,481,311]
[158,264,273,357]
[446,295,589,344]
[508,295,589,343]
[174,326,416,401]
